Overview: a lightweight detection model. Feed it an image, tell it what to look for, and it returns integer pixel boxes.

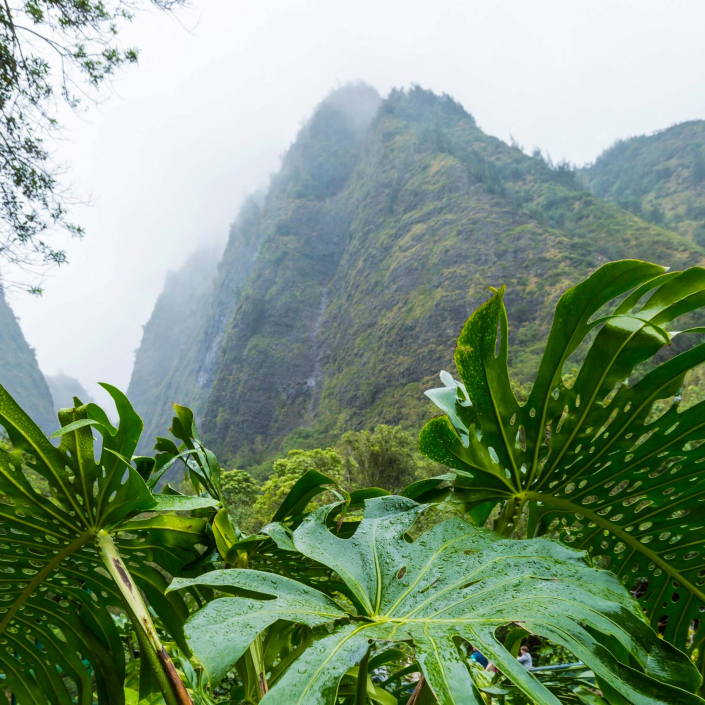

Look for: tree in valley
[250,448,343,528]
[336,424,426,492]
[220,467,259,533]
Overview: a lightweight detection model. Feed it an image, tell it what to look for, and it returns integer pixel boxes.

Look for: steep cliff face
[199,86,702,466]
[129,83,382,456]
[128,246,222,448]
[0,292,55,432]
[132,85,704,468]
[582,120,705,245]
[203,84,383,464]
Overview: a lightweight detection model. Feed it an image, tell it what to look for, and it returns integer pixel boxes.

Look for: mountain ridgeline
[581,120,705,245]
[45,373,94,412]
[131,84,705,467]
[0,291,55,433]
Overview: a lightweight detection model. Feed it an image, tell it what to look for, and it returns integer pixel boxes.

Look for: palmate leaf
[210,467,388,594]
[0,384,215,705]
[417,259,705,671]
[171,496,703,705]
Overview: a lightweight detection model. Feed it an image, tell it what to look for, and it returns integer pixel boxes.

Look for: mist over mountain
[582,120,705,245]
[131,83,704,469]
[128,245,222,449]
[45,373,94,412]
[0,292,55,433]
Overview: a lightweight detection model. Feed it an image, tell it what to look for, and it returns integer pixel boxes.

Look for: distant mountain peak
[129,86,704,466]
[274,82,382,202]
[316,81,382,132]
[45,372,94,412]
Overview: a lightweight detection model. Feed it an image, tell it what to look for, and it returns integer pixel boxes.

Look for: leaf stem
[95,530,193,705]
[407,676,426,705]
[130,604,177,702]
[249,633,269,699]
[355,647,370,705]
[493,498,518,537]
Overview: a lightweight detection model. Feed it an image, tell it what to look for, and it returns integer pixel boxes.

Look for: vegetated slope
[581,120,705,245]
[134,84,704,470]
[128,246,222,450]
[130,83,384,460]
[45,373,94,411]
[0,292,55,432]
[201,86,703,467]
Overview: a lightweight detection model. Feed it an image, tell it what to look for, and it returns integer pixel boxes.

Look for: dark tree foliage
[337,424,420,493]
[0,0,185,292]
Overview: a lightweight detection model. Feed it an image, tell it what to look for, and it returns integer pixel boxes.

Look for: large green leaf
[171,496,702,705]
[208,467,388,599]
[0,384,213,705]
[418,260,705,670]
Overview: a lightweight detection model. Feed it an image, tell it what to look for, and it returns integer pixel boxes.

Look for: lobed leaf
[420,260,705,669]
[0,384,209,704]
[173,496,703,704]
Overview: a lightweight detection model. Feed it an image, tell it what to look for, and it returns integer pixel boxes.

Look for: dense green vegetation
[177,498,694,705]
[0,383,217,705]
[131,85,704,476]
[219,425,441,533]
[420,259,705,675]
[4,261,705,704]
[582,120,705,245]
[0,290,55,431]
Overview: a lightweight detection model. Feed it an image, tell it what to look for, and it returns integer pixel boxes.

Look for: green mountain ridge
[581,119,705,244]
[0,291,55,433]
[130,84,705,469]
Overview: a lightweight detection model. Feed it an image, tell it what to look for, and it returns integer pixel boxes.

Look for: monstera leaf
[0,384,216,705]
[417,260,705,671]
[171,496,702,705]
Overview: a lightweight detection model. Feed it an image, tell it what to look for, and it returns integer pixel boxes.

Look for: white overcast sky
[9,0,705,409]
